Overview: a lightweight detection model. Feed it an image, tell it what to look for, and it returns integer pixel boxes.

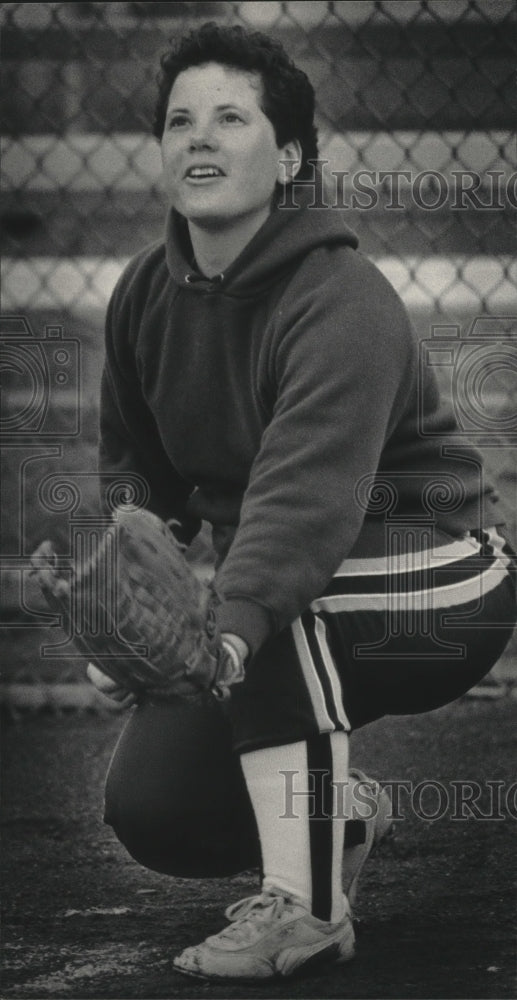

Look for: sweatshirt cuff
[215,598,275,659]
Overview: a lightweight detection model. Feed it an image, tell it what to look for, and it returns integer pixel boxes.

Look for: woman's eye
[222,112,243,123]
[168,115,189,129]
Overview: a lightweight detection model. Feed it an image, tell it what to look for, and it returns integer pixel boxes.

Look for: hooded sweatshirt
[99,190,501,656]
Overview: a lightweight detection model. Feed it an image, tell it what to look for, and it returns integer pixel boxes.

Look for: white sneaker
[342,770,393,907]
[173,890,355,981]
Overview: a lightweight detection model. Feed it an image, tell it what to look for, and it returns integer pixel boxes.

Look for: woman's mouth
[185,166,226,180]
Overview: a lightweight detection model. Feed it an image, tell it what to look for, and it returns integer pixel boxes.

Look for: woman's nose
[188,125,218,151]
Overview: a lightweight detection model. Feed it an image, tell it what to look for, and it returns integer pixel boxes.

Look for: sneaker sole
[173,928,356,983]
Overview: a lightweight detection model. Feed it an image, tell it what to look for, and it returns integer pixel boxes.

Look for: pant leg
[316,529,517,729]
[322,571,517,729]
[104,692,260,877]
[228,530,517,751]
[105,531,516,875]
[228,623,350,754]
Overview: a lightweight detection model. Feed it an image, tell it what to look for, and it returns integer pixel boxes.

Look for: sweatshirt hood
[164,181,359,297]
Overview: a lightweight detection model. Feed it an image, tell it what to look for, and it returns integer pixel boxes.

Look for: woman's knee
[103,695,260,877]
[105,779,246,877]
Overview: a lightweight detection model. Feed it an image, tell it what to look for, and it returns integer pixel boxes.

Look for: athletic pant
[104,527,516,878]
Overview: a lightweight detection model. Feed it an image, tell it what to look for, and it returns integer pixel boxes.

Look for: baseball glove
[30,508,244,700]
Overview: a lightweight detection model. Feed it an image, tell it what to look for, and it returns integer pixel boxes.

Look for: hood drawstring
[185,272,224,286]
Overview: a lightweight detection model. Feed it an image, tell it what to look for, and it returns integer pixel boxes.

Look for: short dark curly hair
[152,21,319,181]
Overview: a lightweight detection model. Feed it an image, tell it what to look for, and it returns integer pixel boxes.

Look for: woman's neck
[187,208,270,278]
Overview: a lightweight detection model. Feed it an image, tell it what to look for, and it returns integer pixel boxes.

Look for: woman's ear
[277,139,303,184]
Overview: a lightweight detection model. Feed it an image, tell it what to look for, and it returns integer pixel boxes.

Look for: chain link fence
[2,1,516,311]
[1,1,516,699]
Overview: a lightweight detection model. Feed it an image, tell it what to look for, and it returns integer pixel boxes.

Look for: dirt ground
[1,696,516,1000]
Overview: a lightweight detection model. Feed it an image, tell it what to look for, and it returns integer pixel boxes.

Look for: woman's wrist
[211,632,250,699]
[221,632,250,667]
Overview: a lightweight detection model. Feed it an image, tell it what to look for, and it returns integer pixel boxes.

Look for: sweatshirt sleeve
[214,250,414,654]
[98,271,201,545]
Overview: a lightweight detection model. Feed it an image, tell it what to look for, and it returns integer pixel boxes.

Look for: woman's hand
[86,632,249,706]
[86,663,137,707]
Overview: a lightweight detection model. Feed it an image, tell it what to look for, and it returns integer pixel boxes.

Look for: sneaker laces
[214,891,294,946]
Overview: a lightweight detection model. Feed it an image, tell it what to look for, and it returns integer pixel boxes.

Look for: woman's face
[161,62,297,231]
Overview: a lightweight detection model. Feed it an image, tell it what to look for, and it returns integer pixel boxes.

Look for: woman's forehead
[168,62,263,108]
